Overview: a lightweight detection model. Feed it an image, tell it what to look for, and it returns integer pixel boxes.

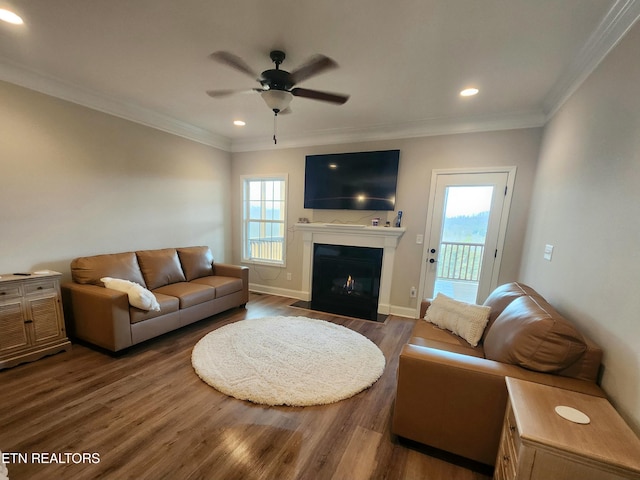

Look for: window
[242,175,287,266]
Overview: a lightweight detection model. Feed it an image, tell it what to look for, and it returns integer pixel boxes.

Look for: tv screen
[304,150,400,210]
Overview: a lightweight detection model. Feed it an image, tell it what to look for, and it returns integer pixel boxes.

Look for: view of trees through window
[437,187,492,283]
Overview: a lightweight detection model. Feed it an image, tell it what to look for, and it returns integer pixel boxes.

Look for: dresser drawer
[506,407,521,452]
[24,280,57,295]
[0,284,22,299]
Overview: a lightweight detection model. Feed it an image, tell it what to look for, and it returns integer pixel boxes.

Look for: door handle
[430,248,436,254]
[429,258,437,264]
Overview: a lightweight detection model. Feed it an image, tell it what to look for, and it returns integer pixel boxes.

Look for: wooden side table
[494,377,640,480]
[0,271,71,369]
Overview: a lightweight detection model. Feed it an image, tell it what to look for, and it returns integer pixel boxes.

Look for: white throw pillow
[101,277,160,311]
[424,293,491,346]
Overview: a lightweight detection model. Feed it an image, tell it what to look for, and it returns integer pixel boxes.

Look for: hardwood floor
[0,294,492,480]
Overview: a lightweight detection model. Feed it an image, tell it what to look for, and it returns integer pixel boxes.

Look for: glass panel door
[423,172,509,304]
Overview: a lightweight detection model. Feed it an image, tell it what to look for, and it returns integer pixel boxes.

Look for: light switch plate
[544,244,554,261]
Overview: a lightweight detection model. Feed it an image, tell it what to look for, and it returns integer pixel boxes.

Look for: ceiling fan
[206,50,350,116]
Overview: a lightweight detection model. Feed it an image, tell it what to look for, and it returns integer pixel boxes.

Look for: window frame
[240,173,288,267]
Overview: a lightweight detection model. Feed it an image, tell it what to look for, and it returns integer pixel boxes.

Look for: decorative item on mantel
[395,210,403,227]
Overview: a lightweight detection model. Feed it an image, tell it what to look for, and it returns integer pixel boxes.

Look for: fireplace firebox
[311,244,384,321]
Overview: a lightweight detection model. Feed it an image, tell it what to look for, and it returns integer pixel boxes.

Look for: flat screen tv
[304,150,400,210]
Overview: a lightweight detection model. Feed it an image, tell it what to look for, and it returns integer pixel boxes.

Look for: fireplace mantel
[295,223,406,314]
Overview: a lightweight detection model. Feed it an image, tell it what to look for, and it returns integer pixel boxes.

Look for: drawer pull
[509,425,516,432]
[503,455,510,463]
[25,319,33,324]
[1,292,5,295]
[37,286,43,290]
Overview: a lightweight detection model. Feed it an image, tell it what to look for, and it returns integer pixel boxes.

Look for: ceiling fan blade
[206,88,264,98]
[291,87,349,105]
[290,54,338,85]
[205,89,251,98]
[209,51,259,80]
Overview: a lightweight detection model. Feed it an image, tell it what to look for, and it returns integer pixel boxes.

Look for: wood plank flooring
[0,293,492,480]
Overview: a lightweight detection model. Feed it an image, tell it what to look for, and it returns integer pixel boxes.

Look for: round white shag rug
[191,316,386,406]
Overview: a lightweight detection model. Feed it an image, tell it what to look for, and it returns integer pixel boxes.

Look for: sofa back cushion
[484,295,587,373]
[481,282,542,343]
[71,252,147,287]
[177,246,214,281]
[136,248,186,290]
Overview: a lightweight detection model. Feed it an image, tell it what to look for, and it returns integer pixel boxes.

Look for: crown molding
[543,0,640,119]
[229,110,547,152]
[0,58,232,152]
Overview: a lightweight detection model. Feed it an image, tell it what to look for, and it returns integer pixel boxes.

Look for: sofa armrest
[61,283,133,352]
[419,299,431,319]
[392,344,605,466]
[213,263,249,304]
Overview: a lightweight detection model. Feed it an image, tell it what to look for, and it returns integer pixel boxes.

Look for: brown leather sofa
[392,282,605,466]
[62,246,248,352]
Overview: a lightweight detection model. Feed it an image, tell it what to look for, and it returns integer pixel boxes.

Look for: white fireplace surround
[296,223,406,315]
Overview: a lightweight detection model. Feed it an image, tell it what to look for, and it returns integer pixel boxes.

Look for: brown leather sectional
[392,282,604,466]
[62,246,248,352]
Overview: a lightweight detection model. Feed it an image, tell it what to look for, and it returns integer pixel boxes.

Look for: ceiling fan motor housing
[262,50,292,91]
[261,69,293,91]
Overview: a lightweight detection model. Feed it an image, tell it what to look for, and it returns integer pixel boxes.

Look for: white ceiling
[1,0,639,152]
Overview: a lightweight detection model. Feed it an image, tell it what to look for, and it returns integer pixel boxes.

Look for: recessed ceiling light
[460,88,479,97]
[0,8,24,25]
[233,120,246,126]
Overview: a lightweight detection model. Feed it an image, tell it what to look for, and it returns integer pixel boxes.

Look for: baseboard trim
[249,283,306,300]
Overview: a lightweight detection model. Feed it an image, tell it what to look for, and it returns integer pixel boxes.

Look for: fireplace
[295,222,406,317]
[311,244,383,321]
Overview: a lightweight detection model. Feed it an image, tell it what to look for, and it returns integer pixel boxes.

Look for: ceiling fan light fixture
[261,90,293,113]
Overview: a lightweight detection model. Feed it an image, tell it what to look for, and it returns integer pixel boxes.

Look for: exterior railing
[437,242,484,282]
[249,237,284,262]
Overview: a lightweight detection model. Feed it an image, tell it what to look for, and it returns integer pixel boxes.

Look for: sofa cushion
[483,295,587,373]
[136,248,186,290]
[409,323,486,358]
[424,293,491,347]
[177,246,214,281]
[71,252,147,287]
[191,276,243,298]
[129,292,180,324]
[153,282,216,309]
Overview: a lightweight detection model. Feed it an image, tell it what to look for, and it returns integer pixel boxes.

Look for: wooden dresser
[494,377,640,480]
[0,271,71,369]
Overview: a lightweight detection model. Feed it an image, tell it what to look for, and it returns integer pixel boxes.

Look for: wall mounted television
[304,150,400,210]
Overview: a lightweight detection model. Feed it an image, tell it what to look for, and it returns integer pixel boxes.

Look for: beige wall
[0,81,232,281]
[231,128,541,313]
[520,22,640,430]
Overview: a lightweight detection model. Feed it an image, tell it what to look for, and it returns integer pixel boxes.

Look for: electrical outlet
[416,234,424,244]
[286,272,292,281]
[410,286,417,298]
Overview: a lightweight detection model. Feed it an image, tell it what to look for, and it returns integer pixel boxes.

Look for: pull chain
[273,113,278,144]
